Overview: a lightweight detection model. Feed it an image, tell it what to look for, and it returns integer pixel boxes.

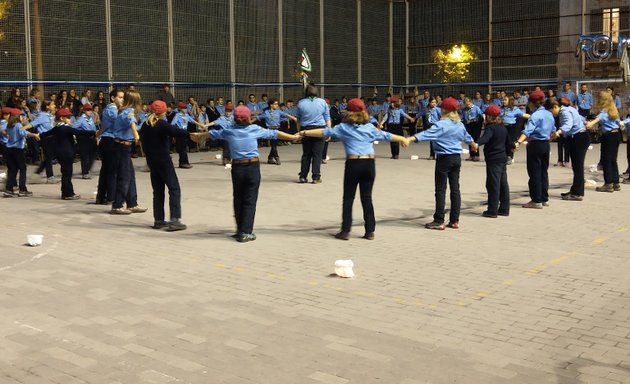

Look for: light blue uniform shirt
[428,107,441,126]
[247,102,261,114]
[112,107,137,142]
[339,102,348,113]
[558,90,578,105]
[72,114,96,132]
[216,104,226,115]
[322,123,393,156]
[100,103,118,138]
[523,107,555,141]
[212,115,234,130]
[258,109,288,128]
[558,106,585,137]
[6,123,28,149]
[257,101,268,111]
[472,98,484,110]
[516,95,529,112]
[198,112,209,125]
[463,105,483,123]
[596,111,620,133]
[0,119,8,144]
[208,124,278,160]
[137,111,149,130]
[413,119,473,155]
[492,98,503,106]
[296,97,330,127]
[501,106,524,125]
[29,111,54,134]
[577,91,593,110]
[420,98,429,117]
[614,95,621,110]
[382,101,390,114]
[382,108,412,124]
[171,111,196,130]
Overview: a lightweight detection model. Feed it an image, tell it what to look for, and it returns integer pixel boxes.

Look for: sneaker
[472,157,481,162]
[267,158,277,165]
[334,231,350,240]
[152,221,168,229]
[482,211,498,218]
[554,161,563,167]
[274,157,281,165]
[230,232,242,239]
[560,191,571,197]
[428,155,435,160]
[237,233,257,243]
[390,155,399,159]
[18,190,33,197]
[613,183,621,191]
[542,201,549,207]
[321,159,327,164]
[298,177,308,184]
[522,201,543,209]
[62,194,80,200]
[447,222,459,229]
[110,207,132,215]
[425,221,445,230]
[595,183,614,192]
[312,179,322,184]
[81,174,91,180]
[47,176,60,184]
[362,232,375,240]
[166,219,187,232]
[179,164,193,169]
[507,157,514,165]
[562,194,583,201]
[3,190,17,198]
[128,205,148,213]
[623,178,630,184]
[497,211,510,217]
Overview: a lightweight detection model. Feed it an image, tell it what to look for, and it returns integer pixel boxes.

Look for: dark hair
[109,88,123,101]
[27,101,38,110]
[305,84,319,98]
[544,98,559,110]
[267,98,278,106]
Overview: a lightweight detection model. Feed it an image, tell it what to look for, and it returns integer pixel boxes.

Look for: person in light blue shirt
[3,108,39,197]
[557,82,578,105]
[577,84,593,116]
[606,87,622,110]
[492,90,503,106]
[382,93,392,115]
[472,91,484,110]
[501,96,530,164]
[296,84,331,183]
[409,97,476,230]
[257,98,297,165]
[246,94,263,117]
[513,90,529,112]
[73,104,98,178]
[206,105,235,164]
[462,98,484,160]
[95,89,125,205]
[586,91,622,191]
[208,105,297,243]
[299,98,407,240]
[171,101,208,168]
[516,91,556,208]
[556,98,589,200]
[367,98,382,124]
[379,97,414,159]
[215,97,226,115]
[257,94,269,112]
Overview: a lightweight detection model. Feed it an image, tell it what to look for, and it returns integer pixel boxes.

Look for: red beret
[9,108,22,116]
[529,90,545,102]
[234,105,251,120]
[324,98,330,104]
[390,96,399,103]
[56,108,72,118]
[441,97,459,112]
[559,96,570,104]
[347,98,366,112]
[177,101,187,109]
[81,103,93,111]
[1,107,13,115]
[150,100,167,114]
[225,104,233,111]
[485,105,500,117]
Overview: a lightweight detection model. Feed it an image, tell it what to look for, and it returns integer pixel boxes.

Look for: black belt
[231,157,259,164]
[301,125,324,129]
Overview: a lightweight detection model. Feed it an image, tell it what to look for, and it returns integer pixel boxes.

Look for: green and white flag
[299,49,312,73]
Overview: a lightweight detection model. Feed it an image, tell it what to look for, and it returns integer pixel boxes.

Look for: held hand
[514,142,520,151]
[400,138,409,148]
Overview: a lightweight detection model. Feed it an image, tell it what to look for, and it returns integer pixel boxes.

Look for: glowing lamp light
[432,44,477,83]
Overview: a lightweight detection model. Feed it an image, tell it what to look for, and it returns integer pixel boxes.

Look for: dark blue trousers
[526,140,550,203]
[149,159,181,221]
[434,154,461,224]
[231,162,261,235]
[112,143,138,209]
[485,161,509,215]
[96,137,117,203]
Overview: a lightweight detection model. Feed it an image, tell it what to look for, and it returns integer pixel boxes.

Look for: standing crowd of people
[1,82,629,241]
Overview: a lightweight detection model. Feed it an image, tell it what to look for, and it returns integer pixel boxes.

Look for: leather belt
[231,157,259,164]
[347,155,375,160]
[114,139,132,146]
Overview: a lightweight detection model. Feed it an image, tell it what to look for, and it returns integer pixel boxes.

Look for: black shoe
[62,194,80,200]
[231,232,241,239]
[390,155,399,159]
[237,233,257,242]
[298,177,308,183]
[166,219,187,232]
[334,231,350,240]
[152,221,168,229]
[560,191,571,197]
[362,232,375,240]
[562,193,583,201]
[179,164,193,169]
[497,211,510,217]
[482,211,498,218]
[275,157,281,165]
[18,190,33,197]
[425,221,445,230]
[3,190,17,198]
[267,158,277,165]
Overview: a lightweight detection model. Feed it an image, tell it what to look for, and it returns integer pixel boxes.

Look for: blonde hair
[597,91,619,120]
[342,111,369,124]
[441,110,461,122]
[122,90,142,114]
[146,112,166,127]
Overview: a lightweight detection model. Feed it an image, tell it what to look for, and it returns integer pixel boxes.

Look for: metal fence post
[278,0,284,101]
[23,0,32,92]
[105,0,113,92]
[357,0,362,98]
[320,0,325,97]
[167,0,175,97]
[229,0,236,102]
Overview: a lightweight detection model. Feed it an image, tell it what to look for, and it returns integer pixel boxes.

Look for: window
[602,8,620,42]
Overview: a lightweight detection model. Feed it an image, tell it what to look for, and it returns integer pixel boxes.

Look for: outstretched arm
[299,129,325,138]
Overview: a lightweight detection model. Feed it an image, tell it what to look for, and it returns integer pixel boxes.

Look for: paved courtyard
[1,141,629,384]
